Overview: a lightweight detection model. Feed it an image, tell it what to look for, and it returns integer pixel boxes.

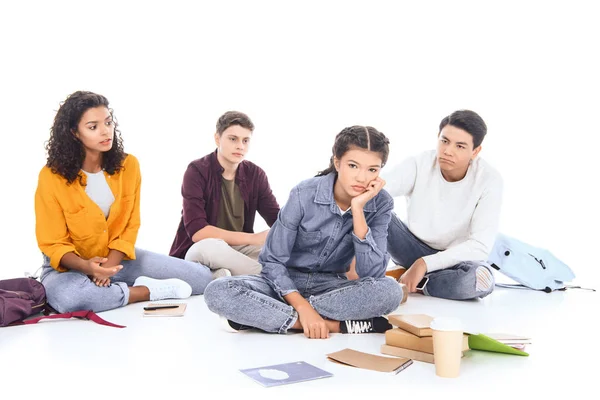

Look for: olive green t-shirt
[216,177,245,232]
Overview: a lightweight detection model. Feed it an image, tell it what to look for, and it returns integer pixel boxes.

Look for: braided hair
[316,126,390,176]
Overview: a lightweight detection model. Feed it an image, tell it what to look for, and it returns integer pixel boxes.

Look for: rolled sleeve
[108,239,135,260]
[259,187,303,296]
[352,228,379,253]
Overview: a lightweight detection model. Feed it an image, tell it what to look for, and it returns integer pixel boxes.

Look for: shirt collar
[209,149,247,181]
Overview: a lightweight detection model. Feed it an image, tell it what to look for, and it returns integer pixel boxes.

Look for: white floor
[0,286,596,399]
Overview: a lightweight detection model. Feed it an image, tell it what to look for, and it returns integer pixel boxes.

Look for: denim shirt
[259,172,394,296]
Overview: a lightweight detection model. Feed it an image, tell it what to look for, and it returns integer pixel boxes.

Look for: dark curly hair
[316,126,390,176]
[45,91,126,185]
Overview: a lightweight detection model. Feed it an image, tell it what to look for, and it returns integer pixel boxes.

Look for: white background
[0,0,598,289]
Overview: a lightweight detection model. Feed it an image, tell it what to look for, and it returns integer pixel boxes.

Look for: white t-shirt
[382,150,503,272]
[338,205,351,215]
[82,170,115,218]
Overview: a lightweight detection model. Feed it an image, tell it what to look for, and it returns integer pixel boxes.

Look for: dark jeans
[387,213,494,300]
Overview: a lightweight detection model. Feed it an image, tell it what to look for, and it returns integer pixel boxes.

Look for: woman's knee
[203,278,231,313]
[379,277,403,313]
[44,273,91,313]
[186,263,213,294]
[357,277,402,315]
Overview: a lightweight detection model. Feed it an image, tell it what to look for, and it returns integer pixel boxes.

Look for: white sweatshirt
[383,150,503,272]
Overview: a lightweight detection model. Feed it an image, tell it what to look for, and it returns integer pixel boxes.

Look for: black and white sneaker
[221,317,251,333]
[340,316,392,334]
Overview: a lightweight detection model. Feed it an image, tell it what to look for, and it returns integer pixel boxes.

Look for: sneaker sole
[220,317,240,333]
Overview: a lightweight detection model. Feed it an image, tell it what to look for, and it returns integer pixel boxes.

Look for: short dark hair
[216,111,254,135]
[439,110,487,148]
[316,126,390,176]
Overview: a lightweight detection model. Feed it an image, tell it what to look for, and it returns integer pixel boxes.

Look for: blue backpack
[488,234,580,292]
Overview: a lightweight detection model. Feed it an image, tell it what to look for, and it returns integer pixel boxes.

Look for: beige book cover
[388,314,433,337]
[327,348,413,374]
[381,344,466,364]
[385,328,469,354]
[381,344,436,363]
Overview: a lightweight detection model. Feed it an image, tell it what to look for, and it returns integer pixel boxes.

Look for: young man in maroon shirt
[170,111,280,278]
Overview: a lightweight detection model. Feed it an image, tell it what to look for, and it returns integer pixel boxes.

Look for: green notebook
[468,334,529,356]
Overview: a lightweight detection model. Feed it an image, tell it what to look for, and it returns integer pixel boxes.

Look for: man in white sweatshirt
[384,110,502,300]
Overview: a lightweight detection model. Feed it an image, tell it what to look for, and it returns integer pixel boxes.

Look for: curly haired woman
[35,91,212,313]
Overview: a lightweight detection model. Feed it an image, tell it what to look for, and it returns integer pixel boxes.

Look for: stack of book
[381,314,530,361]
[381,314,469,364]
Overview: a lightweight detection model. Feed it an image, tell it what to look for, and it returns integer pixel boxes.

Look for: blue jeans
[40,248,212,313]
[204,268,403,333]
[387,213,494,300]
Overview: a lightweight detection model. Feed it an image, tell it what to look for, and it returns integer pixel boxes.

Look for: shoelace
[345,320,373,334]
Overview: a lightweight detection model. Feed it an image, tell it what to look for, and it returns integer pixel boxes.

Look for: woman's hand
[87,257,122,287]
[297,306,330,339]
[351,177,386,210]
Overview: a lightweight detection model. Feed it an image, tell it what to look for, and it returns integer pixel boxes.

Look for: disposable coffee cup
[430,317,463,378]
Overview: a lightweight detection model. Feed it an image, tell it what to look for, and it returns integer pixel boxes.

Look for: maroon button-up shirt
[169,150,280,259]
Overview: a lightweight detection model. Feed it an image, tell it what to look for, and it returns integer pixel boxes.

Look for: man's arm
[381,156,418,198]
[423,176,504,272]
[192,225,267,246]
[183,163,268,246]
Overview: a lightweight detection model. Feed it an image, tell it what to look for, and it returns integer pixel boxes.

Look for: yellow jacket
[35,154,141,271]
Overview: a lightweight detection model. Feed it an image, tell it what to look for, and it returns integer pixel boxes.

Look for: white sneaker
[133,276,192,301]
[212,268,232,280]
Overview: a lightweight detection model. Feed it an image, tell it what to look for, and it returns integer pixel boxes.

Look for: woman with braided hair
[35,91,212,313]
[204,125,406,338]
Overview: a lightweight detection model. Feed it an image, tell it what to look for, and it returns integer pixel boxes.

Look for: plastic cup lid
[430,317,463,332]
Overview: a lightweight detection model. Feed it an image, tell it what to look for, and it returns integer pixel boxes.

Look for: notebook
[239,361,333,387]
[486,333,532,345]
[468,333,529,356]
[380,344,466,364]
[327,348,413,374]
[386,328,470,354]
[388,314,433,337]
[142,303,187,317]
